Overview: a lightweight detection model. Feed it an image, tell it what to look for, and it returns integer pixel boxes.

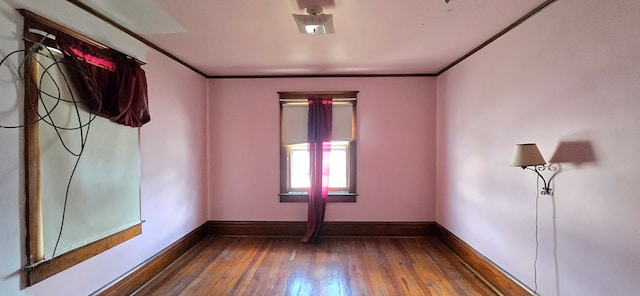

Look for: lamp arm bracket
[523,164,557,195]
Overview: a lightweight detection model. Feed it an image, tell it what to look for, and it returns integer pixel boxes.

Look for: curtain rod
[278,91,359,100]
[21,10,146,66]
[279,98,357,102]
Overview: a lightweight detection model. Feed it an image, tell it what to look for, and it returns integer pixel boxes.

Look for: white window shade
[331,103,354,141]
[282,101,354,145]
[282,104,308,145]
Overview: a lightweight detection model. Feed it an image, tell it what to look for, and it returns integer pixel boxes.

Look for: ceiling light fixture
[292,7,335,35]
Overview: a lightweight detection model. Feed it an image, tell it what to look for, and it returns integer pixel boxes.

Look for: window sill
[279,193,357,203]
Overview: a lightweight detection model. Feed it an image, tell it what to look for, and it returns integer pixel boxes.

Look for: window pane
[328,147,347,188]
[288,141,348,191]
[290,146,309,188]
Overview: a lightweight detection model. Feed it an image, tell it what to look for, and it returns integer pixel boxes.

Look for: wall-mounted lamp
[511,143,555,195]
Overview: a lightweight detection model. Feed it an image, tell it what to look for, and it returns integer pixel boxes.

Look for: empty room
[1,0,639,295]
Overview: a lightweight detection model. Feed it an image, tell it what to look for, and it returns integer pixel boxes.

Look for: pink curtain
[57,34,150,127]
[300,97,332,244]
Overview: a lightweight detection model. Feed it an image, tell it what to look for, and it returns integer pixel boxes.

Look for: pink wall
[0,1,208,295]
[9,0,639,295]
[208,77,436,222]
[437,0,640,295]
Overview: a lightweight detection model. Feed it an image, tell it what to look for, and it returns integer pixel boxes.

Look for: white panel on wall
[37,49,141,259]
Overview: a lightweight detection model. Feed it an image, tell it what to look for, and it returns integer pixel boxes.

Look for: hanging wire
[1,34,103,261]
[533,176,541,296]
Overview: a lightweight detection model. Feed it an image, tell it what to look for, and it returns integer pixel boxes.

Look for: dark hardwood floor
[134,236,498,296]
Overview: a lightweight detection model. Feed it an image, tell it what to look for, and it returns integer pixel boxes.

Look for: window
[279,91,358,202]
[21,10,143,285]
[288,141,350,191]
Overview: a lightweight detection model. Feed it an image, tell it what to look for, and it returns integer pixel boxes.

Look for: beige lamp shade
[511,143,546,167]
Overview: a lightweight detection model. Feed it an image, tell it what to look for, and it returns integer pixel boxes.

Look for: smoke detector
[292,6,335,35]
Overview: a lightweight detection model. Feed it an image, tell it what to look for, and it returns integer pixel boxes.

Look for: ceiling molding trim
[206,73,437,79]
[67,0,556,79]
[66,0,207,77]
[437,0,558,76]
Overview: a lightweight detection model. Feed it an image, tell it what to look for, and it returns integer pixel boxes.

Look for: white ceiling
[75,0,551,77]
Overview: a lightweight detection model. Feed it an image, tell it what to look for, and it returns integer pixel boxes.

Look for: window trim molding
[25,224,142,286]
[278,91,359,100]
[279,91,358,203]
[279,193,358,203]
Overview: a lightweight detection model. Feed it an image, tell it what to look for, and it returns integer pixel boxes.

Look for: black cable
[37,46,96,259]
[1,37,99,129]
[51,128,88,257]
[1,38,104,260]
[0,48,40,129]
[37,47,92,258]
[534,177,541,296]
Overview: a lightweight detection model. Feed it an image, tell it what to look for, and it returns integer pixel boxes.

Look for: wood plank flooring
[134,236,497,296]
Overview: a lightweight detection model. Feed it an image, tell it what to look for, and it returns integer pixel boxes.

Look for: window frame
[278,91,358,203]
[20,10,142,286]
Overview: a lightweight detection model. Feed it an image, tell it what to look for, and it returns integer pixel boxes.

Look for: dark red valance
[57,34,150,127]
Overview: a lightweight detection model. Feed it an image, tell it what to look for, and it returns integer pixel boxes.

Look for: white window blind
[281,101,354,144]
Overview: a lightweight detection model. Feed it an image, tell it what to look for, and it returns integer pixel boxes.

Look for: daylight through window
[279,91,358,202]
